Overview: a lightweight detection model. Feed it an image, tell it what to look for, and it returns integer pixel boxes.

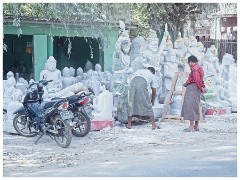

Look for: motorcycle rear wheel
[53,115,72,148]
[72,112,91,137]
[13,114,38,137]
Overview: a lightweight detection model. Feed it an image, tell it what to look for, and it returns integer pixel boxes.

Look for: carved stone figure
[61,67,77,89]
[202,75,223,109]
[40,56,62,93]
[219,53,235,82]
[43,82,85,99]
[202,49,220,79]
[3,76,18,110]
[4,89,23,133]
[76,67,84,82]
[84,60,93,73]
[92,85,113,120]
[129,36,146,62]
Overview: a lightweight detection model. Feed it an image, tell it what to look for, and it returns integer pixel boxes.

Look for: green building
[3,16,119,81]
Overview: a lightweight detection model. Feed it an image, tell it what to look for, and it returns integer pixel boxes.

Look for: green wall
[33,35,48,81]
[3,22,118,79]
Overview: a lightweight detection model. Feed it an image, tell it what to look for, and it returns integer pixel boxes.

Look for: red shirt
[186,63,205,89]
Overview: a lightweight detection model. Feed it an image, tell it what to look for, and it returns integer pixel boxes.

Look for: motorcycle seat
[44,99,67,109]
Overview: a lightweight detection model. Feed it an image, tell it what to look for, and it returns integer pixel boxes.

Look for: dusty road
[2,114,237,177]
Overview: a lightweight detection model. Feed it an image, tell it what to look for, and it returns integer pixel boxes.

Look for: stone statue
[219,53,235,83]
[227,61,237,112]
[142,29,168,105]
[3,76,18,110]
[15,77,28,95]
[40,56,62,93]
[215,77,231,107]
[61,67,77,89]
[76,67,84,82]
[43,82,86,99]
[112,24,131,72]
[202,49,220,79]
[209,45,218,57]
[129,36,146,62]
[202,75,223,109]
[88,71,101,96]
[174,32,188,72]
[92,85,113,120]
[196,42,205,65]
[112,21,132,123]
[4,88,23,133]
[84,60,93,73]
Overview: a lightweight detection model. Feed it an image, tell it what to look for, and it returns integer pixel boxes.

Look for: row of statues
[3,22,237,128]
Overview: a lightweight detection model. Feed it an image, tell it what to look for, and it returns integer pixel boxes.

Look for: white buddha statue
[4,89,23,133]
[219,53,235,83]
[202,49,220,79]
[129,36,146,62]
[3,76,18,110]
[76,67,84,82]
[61,67,77,89]
[227,58,237,112]
[40,56,62,93]
[112,30,131,72]
[202,75,223,109]
[92,85,113,120]
[174,32,187,69]
[215,77,231,107]
[88,71,101,96]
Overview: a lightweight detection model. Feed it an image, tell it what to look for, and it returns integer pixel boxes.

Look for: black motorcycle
[53,91,93,137]
[12,79,72,148]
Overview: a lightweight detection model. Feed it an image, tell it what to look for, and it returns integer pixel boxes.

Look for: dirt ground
[2,113,237,177]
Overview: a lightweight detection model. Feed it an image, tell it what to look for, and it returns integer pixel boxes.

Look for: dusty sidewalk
[2,113,237,177]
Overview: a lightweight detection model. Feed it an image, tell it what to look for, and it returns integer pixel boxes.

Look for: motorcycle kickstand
[35,134,43,144]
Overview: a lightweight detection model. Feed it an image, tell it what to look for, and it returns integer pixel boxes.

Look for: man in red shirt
[181,55,206,132]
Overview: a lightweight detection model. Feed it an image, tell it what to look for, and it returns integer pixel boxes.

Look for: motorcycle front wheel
[72,112,91,137]
[13,114,38,137]
[53,115,72,148]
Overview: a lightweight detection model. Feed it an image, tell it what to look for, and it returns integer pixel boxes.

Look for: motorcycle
[52,91,93,137]
[12,79,73,148]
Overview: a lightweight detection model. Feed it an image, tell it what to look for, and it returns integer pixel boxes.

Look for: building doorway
[53,36,103,72]
[3,34,33,80]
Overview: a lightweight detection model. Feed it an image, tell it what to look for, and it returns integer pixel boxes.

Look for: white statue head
[77,67,83,76]
[222,53,235,65]
[7,71,14,79]
[146,29,159,53]
[62,67,69,77]
[209,45,217,57]
[174,32,184,49]
[84,60,93,72]
[46,56,57,72]
[99,84,106,93]
[197,42,204,52]
[95,64,102,72]
[69,67,75,77]
[204,75,214,87]
[205,49,214,61]
[166,35,173,51]
[7,76,16,87]
[189,36,197,47]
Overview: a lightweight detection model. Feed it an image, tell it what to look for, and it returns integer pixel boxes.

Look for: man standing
[181,55,206,132]
[127,67,160,130]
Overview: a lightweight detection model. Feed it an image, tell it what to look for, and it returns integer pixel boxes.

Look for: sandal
[152,126,160,130]
[194,126,199,131]
[126,125,131,129]
[183,128,195,132]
